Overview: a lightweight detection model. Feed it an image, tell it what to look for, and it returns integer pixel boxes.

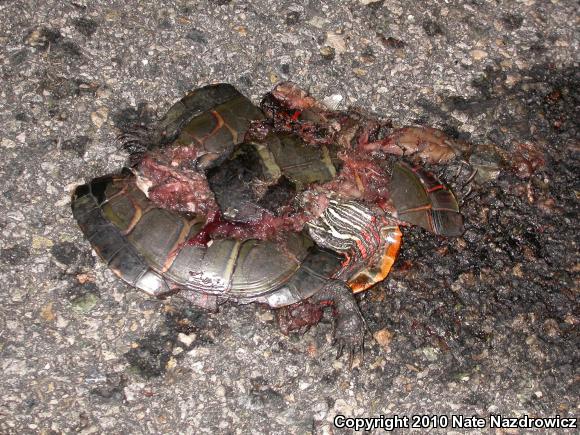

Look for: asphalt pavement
[0,0,578,433]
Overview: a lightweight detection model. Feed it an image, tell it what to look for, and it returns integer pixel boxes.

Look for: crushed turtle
[72,82,476,361]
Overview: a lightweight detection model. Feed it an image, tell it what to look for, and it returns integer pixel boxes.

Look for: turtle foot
[332,316,365,368]
[312,280,365,366]
[429,158,479,205]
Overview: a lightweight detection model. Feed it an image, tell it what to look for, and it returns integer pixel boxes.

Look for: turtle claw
[333,336,364,368]
[427,157,479,207]
[332,318,365,367]
[335,341,345,360]
[311,279,366,365]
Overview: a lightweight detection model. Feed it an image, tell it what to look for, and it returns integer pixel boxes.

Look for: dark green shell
[72,83,463,309]
[72,84,342,309]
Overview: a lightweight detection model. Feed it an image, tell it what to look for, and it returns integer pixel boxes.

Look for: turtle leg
[361,126,471,164]
[275,280,365,364]
[372,127,482,206]
[302,200,401,362]
[310,279,365,363]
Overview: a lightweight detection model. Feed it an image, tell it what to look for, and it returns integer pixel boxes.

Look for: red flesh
[188,210,311,247]
[136,83,462,246]
[277,301,324,335]
[138,153,219,216]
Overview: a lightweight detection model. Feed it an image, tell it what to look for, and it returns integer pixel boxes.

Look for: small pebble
[373,328,393,348]
[90,107,109,128]
[470,49,488,60]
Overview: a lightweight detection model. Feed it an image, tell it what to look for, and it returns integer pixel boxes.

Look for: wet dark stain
[418,63,579,145]
[112,102,158,162]
[285,11,301,26]
[1,244,30,265]
[58,40,83,58]
[124,333,174,378]
[38,75,95,100]
[238,75,252,87]
[440,124,472,142]
[62,135,91,157]
[24,26,62,50]
[165,306,218,346]
[124,306,218,378]
[422,19,445,37]
[10,49,28,66]
[486,65,576,139]
[14,111,29,122]
[186,28,207,44]
[368,148,578,369]
[24,26,83,64]
[89,374,127,402]
[379,35,406,49]
[248,377,286,410]
[111,102,157,132]
[73,17,98,37]
[24,397,38,410]
[158,18,173,30]
[51,241,81,265]
[501,13,524,31]
[66,282,101,301]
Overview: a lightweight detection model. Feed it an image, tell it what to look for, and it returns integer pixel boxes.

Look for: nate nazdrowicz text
[333,414,577,431]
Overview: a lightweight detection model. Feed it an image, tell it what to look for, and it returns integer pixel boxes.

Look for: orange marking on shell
[218,111,240,142]
[399,204,432,214]
[209,110,225,133]
[348,226,402,294]
[427,184,445,193]
[108,265,125,280]
[190,110,226,147]
[121,199,143,236]
[105,183,129,203]
[161,218,193,273]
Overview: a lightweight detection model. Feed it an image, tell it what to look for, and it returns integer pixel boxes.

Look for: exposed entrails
[72,82,478,361]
